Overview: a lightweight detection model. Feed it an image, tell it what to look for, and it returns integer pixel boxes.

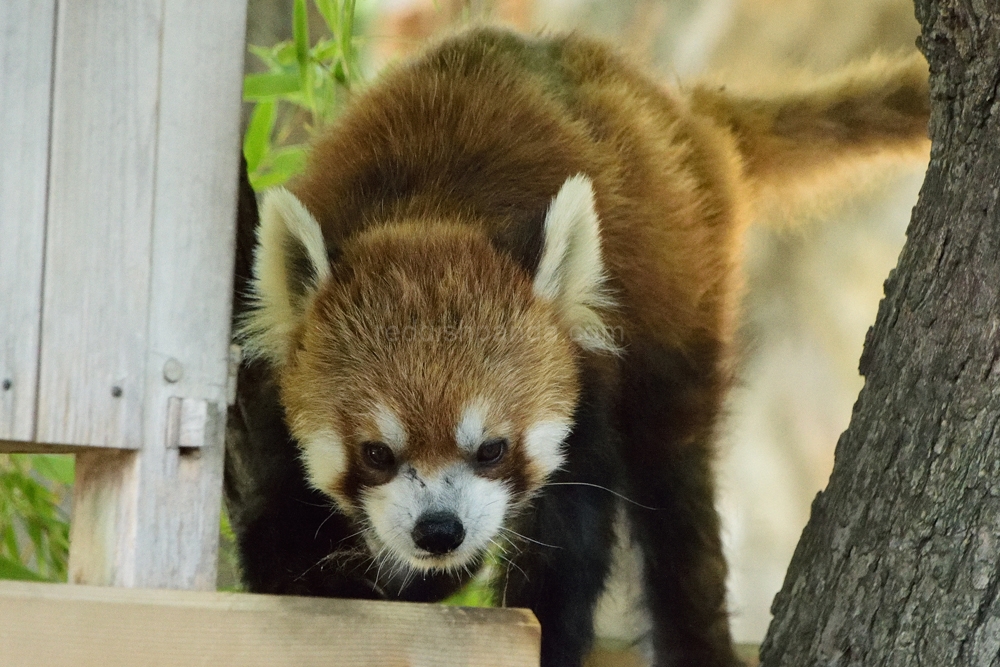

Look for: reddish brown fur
[282,223,579,508]
[257,26,930,667]
[289,28,755,398]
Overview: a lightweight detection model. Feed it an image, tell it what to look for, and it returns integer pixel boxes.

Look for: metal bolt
[163,358,184,383]
[111,386,123,398]
[1,379,11,391]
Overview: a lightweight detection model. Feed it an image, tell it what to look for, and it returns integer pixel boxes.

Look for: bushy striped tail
[689,52,930,216]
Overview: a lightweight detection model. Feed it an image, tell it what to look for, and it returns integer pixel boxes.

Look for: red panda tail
[688,52,930,219]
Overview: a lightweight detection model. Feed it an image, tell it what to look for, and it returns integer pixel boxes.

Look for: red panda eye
[476,438,508,465]
[362,442,395,470]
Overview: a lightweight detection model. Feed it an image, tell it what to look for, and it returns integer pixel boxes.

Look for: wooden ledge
[0,580,540,667]
[0,439,100,454]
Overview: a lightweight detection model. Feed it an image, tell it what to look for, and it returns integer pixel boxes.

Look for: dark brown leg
[618,342,742,667]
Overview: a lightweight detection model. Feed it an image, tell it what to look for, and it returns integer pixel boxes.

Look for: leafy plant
[217,506,244,592]
[243,0,363,190]
[0,451,245,592]
[443,562,497,608]
[0,454,72,582]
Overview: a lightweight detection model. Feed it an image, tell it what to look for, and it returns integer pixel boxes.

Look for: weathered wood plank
[0,0,56,442]
[66,0,247,589]
[0,581,542,667]
[35,0,162,449]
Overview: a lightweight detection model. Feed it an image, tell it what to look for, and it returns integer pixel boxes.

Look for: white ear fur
[534,175,619,353]
[239,187,331,364]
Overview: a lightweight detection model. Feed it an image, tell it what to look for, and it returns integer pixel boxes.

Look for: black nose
[411,511,466,555]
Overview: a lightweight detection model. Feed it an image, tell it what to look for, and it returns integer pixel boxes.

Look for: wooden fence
[1,0,246,589]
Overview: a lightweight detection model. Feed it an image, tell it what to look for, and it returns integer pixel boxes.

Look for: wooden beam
[36,0,161,449]
[0,581,541,667]
[0,440,85,454]
[64,0,248,589]
[0,0,56,443]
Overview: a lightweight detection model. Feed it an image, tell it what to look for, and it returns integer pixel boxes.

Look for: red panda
[227,26,930,667]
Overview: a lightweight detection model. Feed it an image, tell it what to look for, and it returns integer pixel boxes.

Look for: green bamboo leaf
[26,522,44,552]
[30,455,74,486]
[342,0,357,57]
[314,77,339,124]
[443,549,500,607]
[243,72,301,101]
[2,525,21,561]
[249,146,309,191]
[8,454,30,474]
[293,0,310,80]
[249,170,290,191]
[0,555,48,582]
[314,0,337,34]
[443,577,494,607]
[273,42,299,67]
[312,39,339,63]
[220,509,235,542]
[251,42,299,70]
[333,60,347,85]
[248,44,280,70]
[270,146,308,175]
[243,101,276,173]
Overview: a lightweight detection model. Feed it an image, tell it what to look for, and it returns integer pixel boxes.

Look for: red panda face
[243,175,615,573]
[280,223,580,571]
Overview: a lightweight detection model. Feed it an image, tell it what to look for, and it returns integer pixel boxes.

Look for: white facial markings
[373,403,407,452]
[523,419,571,477]
[361,463,510,573]
[455,399,488,454]
[298,428,347,494]
[356,404,568,574]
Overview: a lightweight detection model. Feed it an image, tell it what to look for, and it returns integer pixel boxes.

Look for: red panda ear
[239,187,331,365]
[533,175,620,354]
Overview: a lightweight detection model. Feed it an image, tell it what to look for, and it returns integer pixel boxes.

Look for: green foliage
[443,567,497,608]
[216,505,244,592]
[243,0,363,190]
[0,454,72,581]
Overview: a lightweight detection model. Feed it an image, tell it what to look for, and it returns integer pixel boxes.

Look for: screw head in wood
[2,379,11,391]
[163,358,184,383]
[111,386,123,398]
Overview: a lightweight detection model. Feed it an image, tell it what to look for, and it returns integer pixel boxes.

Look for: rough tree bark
[760,3,1000,666]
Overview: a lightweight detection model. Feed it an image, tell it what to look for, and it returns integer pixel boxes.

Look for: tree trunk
[759,3,1000,666]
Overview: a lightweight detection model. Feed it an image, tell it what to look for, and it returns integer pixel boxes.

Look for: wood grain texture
[0,0,56,442]
[66,0,247,589]
[0,581,541,667]
[759,4,1000,665]
[35,0,162,449]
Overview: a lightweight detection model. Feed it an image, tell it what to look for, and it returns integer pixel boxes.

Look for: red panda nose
[412,511,466,555]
